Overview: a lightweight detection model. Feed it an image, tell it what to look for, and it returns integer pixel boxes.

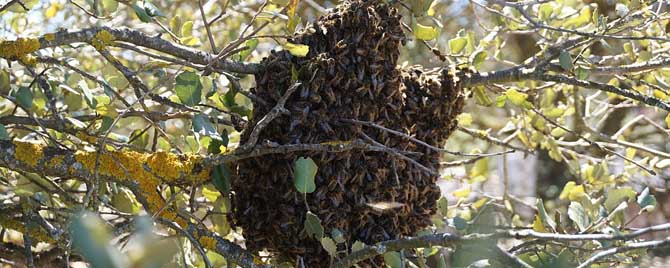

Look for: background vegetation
[1,0,670,267]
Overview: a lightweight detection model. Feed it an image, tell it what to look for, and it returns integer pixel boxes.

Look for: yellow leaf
[413,23,439,41]
[654,90,670,100]
[505,88,528,106]
[457,113,472,127]
[452,187,471,199]
[284,42,310,57]
[472,197,488,210]
[666,114,670,128]
[559,181,586,201]
[45,3,62,19]
[182,21,194,37]
[532,214,546,232]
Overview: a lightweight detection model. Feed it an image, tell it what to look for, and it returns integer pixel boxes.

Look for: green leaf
[538,3,553,20]
[182,21,194,37]
[637,187,657,212]
[568,202,589,232]
[321,237,338,257]
[13,87,33,109]
[413,23,439,41]
[437,196,448,216]
[536,198,556,231]
[207,129,229,154]
[472,87,492,106]
[604,187,636,212]
[132,3,152,22]
[304,211,324,239]
[143,1,163,17]
[331,228,345,244]
[469,158,488,183]
[284,42,310,57]
[505,88,528,106]
[287,0,300,33]
[563,6,592,28]
[448,37,468,54]
[170,15,182,36]
[192,113,218,138]
[4,0,38,12]
[575,67,590,80]
[408,0,434,16]
[495,95,507,107]
[470,50,487,69]
[383,251,402,268]
[70,212,124,268]
[175,71,202,106]
[293,157,318,193]
[211,164,232,193]
[101,0,118,13]
[238,39,259,60]
[559,51,574,71]
[351,241,365,252]
[0,69,10,93]
[0,124,9,140]
[453,216,467,230]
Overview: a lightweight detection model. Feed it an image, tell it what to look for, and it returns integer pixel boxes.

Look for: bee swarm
[233,0,465,265]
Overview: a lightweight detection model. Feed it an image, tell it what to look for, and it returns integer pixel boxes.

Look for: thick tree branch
[32,27,260,74]
[334,222,670,268]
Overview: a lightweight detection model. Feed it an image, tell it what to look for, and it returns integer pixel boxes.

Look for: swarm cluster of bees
[233,0,465,265]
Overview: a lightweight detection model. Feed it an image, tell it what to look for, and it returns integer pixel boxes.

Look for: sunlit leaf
[473,87,492,106]
[351,241,365,252]
[568,202,589,232]
[321,237,338,256]
[413,23,439,41]
[383,251,402,268]
[452,187,471,199]
[132,3,152,22]
[448,37,468,54]
[175,71,202,106]
[604,187,636,212]
[284,42,310,57]
[637,187,657,212]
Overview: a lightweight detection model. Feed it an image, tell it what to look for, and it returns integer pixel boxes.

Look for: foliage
[0,0,669,267]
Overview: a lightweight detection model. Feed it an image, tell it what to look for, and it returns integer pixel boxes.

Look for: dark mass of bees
[233,0,465,266]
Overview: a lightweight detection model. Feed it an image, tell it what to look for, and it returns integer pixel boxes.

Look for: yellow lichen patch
[75,131,98,144]
[0,38,41,60]
[49,155,65,167]
[72,148,210,189]
[198,236,218,250]
[18,55,37,66]
[13,140,44,168]
[0,216,53,243]
[90,30,115,51]
[44,33,56,42]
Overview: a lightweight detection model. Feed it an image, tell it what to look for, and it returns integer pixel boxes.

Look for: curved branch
[334,222,670,268]
[34,27,260,74]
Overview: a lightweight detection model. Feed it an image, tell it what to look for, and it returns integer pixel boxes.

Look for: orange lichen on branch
[0,38,41,60]
[13,140,44,168]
